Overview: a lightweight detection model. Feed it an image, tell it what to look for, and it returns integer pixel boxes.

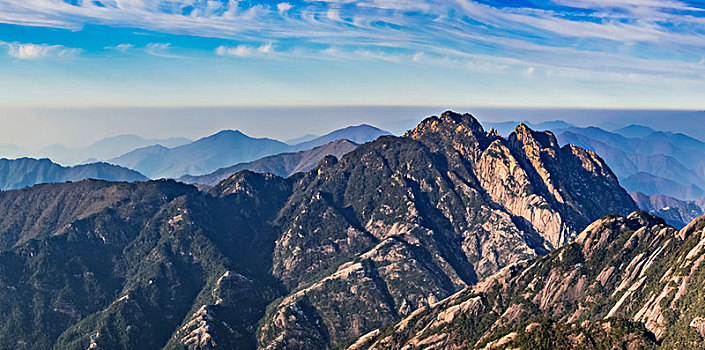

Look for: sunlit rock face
[258,111,637,348]
[0,111,638,349]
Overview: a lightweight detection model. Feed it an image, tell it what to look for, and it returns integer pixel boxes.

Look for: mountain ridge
[352,208,705,349]
[178,139,359,186]
[35,134,191,165]
[0,157,148,191]
[0,111,639,349]
[110,125,390,179]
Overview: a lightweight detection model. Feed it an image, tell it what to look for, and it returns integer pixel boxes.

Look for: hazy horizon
[1,106,703,149]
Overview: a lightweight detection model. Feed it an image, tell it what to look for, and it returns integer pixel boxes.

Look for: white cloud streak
[107,43,134,52]
[3,42,80,59]
[216,43,275,57]
[277,2,292,14]
[0,0,703,83]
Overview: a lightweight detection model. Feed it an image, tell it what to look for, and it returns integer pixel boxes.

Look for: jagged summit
[353,210,683,349]
[487,127,500,138]
[510,122,561,150]
[402,110,636,248]
[406,110,486,141]
[0,110,641,350]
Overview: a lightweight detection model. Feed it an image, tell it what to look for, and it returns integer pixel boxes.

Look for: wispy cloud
[3,42,80,59]
[277,2,292,14]
[216,43,275,57]
[0,0,703,84]
[143,43,184,58]
[107,43,134,53]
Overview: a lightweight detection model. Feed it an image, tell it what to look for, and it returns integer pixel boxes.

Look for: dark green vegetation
[0,112,638,349]
[355,211,705,349]
[0,178,285,349]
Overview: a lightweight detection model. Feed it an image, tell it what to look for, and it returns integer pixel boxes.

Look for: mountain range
[631,191,704,228]
[177,139,359,186]
[484,119,705,206]
[0,158,148,190]
[352,210,705,349]
[0,111,639,349]
[0,135,192,166]
[4,117,705,209]
[110,125,390,179]
[554,126,705,200]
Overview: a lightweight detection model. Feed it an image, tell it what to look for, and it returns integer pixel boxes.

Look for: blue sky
[0,0,704,109]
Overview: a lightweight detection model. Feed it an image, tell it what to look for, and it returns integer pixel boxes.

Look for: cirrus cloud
[0,0,703,84]
[3,42,80,59]
[216,43,275,57]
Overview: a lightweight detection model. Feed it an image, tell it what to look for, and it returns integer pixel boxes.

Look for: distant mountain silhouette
[289,124,390,151]
[178,139,359,186]
[111,125,390,179]
[622,172,705,200]
[0,157,148,190]
[284,133,319,145]
[110,130,290,179]
[0,143,28,159]
[630,191,704,228]
[612,124,658,138]
[35,134,191,165]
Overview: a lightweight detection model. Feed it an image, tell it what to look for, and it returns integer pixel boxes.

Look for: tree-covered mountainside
[0,111,637,349]
[353,210,705,349]
[0,157,148,190]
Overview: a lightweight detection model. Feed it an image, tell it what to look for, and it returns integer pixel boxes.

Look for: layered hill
[623,172,705,201]
[110,130,291,179]
[288,124,389,151]
[37,135,191,165]
[110,125,389,179]
[178,139,358,186]
[555,127,705,200]
[0,111,636,349]
[0,157,148,190]
[353,210,705,349]
[481,120,705,202]
[632,192,705,228]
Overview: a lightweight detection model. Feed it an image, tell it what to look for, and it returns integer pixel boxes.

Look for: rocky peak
[439,110,484,128]
[317,154,339,168]
[679,213,705,240]
[510,123,560,150]
[486,127,501,139]
[352,210,683,350]
[401,110,636,249]
[627,210,667,227]
[405,111,487,147]
[575,211,666,260]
